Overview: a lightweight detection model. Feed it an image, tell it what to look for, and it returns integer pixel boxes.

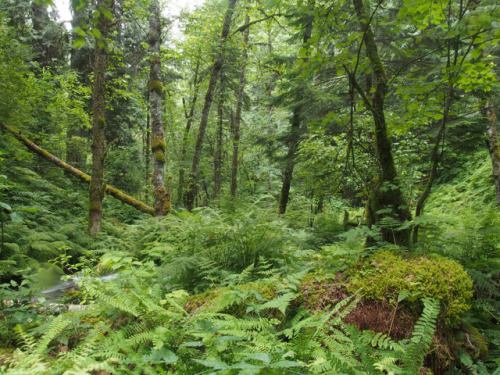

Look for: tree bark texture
[231,12,250,197]
[278,0,314,215]
[352,0,411,247]
[178,58,201,205]
[278,109,300,215]
[214,90,224,198]
[484,101,500,206]
[1,123,154,215]
[149,0,171,216]
[185,0,238,211]
[88,0,113,236]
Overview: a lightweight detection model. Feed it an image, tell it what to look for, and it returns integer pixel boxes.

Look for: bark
[278,0,314,215]
[1,123,154,215]
[149,0,171,216]
[278,109,301,214]
[231,12,250,197]
[88,0,113,236]
[352,0,411,247]
[185,0,238,211]
[484,101,500,206]
[214,91,223,198]
[178,58,201,205]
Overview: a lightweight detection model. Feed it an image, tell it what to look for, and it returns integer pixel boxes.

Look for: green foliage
[348,250,473,327]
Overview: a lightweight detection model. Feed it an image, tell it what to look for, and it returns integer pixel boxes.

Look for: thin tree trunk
[278,109,300,214]
[484,101,500,206]
[88,0,113,236]
[278,0,314,214]
[230,12,250,197]
[1,123,154,215]
[178,58,201,205]
[352,0,411,247]
[214,91,223,198]
[149,0,170,216]
[185,0,238,211]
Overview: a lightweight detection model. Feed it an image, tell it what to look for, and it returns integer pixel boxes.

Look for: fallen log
[1,123,154,216]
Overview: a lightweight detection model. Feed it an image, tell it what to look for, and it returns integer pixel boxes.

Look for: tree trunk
[484,101,500,206]
[1,123,154,215]
[230,12,250,198]
[278,109,300,214]
[214,91,223,198]
[88,0,113,236]
[352,0,411,247]
[178,58,201,205]
[185,0,238,211]
[278,0,314,214]
[149,0,170,216]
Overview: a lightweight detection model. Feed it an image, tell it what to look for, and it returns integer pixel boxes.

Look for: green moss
[154,149,166,163]
[151,135,166,152]
[149,79,164,95]
[97,116,106,129]
[88,199,101,213]
[347,250,473,327]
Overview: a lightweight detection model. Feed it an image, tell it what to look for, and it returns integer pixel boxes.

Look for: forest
[0,0,499,373]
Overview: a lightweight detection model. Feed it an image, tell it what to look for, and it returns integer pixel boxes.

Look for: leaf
[0,201,12,211]
[143,348,178,364]
[91,28,102,40]
[73,38,86,48]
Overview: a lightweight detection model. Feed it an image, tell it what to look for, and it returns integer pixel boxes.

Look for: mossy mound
[347,250,473,327]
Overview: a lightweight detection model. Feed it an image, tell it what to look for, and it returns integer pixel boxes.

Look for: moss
[151,135,166,152]
[88,199,101,213]
[347,250,473,327]
[154,149,166,163]
[149,79,164,95]
[97,116,106,129]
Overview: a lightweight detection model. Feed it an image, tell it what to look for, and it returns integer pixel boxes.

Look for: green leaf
[91,28,102,40]
[0,201,11,211]
[73,38,86,48]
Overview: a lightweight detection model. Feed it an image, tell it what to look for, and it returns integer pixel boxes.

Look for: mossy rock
[347,250,473,327]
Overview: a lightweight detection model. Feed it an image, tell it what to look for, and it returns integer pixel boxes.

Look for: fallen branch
[1,123,154,216]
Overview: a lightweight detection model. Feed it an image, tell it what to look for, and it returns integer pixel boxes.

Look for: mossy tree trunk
[231,11,250,198]
[484,101,500,206]
[88,0,114,237]
[149,0,171,216]
[1,123,154,215]
[352,0,411,247]
[278,0,314,215]
[185,0,238,211]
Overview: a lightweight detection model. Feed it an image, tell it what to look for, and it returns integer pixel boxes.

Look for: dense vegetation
[0,0,498,373]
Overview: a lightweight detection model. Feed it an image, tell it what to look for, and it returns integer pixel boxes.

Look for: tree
[88,0,114,236]
[149,0,171,216]
[185,0,239,211]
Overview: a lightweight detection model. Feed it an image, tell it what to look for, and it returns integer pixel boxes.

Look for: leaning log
[1,123,154,216]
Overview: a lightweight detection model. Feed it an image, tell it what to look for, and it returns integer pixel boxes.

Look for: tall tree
[278,0,314,215]
[484,101,500,206]
[230,11,250,197]
[149,0,171,216]
[185,0,238,211]
[88,0,114,236]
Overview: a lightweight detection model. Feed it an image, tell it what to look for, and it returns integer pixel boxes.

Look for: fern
[401,298,440,374]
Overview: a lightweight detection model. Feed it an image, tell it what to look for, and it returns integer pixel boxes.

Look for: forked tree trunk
[352,0,411,247]
[484,101,500,206]
[149,0,171,216]
[230,12,250,198]
[88,0,114,236]
[1,124,154,215]
[185,0,238,211]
